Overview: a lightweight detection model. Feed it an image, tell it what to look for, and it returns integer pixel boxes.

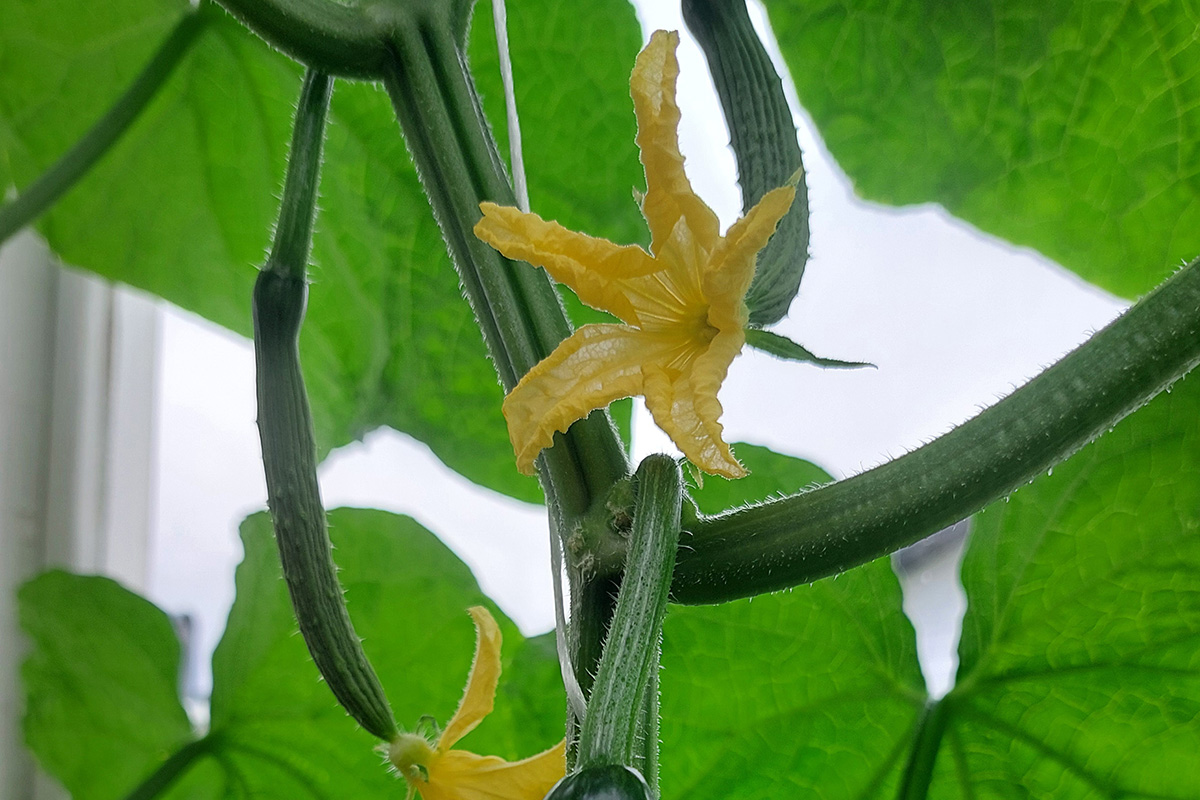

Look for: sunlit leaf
[764,0,1200,298]
[0,0,642,502]
[926,374,1200,796]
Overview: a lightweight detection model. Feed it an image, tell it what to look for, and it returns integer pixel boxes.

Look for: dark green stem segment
[0,6,209,246]
[213,0,388,78]
[377,11,628,518]
[895,700,950,800]
[683,0,810,326]
[674,255,1200,604]
[253,71,398,741]
[268,70,332,277]
[578,455,682,776]
[123,736,212,800]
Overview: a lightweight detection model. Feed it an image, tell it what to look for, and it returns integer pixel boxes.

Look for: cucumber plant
[6,0,1200,798]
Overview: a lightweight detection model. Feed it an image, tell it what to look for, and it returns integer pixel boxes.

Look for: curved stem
[673,255,1200,604]
[123,737,213,800]
[254,71,398,740]
[0,7,209,246]
[212,0,387,78]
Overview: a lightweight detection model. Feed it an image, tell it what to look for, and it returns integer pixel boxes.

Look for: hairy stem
[254,71,398,740]
[0,7,209,246]
[212,0,387,78]
[578,455,681,780]
[674,256,1200,603]
[378,13,628,518]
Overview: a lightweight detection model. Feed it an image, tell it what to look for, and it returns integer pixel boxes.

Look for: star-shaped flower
[387,607,565,800]
[475,29,796,479]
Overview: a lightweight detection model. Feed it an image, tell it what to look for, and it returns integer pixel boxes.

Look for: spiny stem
[0,7,209,246]
[254,70,398,740]
[378,13,628,519]
[673,255,1200,604]
[212,0,387,78]
[578,455,681,779]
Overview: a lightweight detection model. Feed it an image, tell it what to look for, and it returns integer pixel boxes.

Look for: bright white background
[146,2,1126,706]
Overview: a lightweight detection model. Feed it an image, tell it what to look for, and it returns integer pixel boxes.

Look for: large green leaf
[925,375,1200,795]
[0,0,642,502]
[18,571,195,800]
[662,445,928,799]
[764,0,1200,298]
[20,508,564,798]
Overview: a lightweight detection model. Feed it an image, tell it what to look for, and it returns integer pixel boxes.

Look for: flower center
[388,733,437,783]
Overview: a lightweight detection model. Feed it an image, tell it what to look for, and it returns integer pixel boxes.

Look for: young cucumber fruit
[544,765,651,800]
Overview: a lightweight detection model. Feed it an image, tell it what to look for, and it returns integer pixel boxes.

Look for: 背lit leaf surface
[0,0,642,502]
[764,0,1200,298]
[19,572,195,800]
[929,375,1200,796]
[19,508,563,799]
[662,446,927,799]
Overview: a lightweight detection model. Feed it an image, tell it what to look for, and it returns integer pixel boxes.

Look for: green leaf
[689,441,831,516]
[744,328,873,369]
[0,0,643,502]
[763,0,1200,298]
[20,508,565,799]
[19,571,194,800]
[663,447,927,799]
[930,375,1200,795]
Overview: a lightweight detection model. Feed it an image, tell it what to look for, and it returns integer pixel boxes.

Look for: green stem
[253,71,398,741]
[578,455,681,779]
[895,700,950,800]
[0,7,209,246]
[377,12,628,519]
[123,737,212,800]
[212,0,388,78]
[268,70,331,276]
[673,255,1200,604]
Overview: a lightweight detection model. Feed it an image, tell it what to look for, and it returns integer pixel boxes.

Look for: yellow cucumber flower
[387,607,565,800]
[475,29,796,479]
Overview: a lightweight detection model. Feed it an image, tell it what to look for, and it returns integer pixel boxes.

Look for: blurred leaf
[926,374,1200,795]
[19,571,194,800]
[663,446,926,799]
[763,0,1200,298]
[689,441,831,515]
[20,508,564,799]
[0,0,643,502]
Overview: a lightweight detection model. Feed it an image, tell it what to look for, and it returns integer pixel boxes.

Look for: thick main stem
[674,256,1200,604]
[0,6,209,246]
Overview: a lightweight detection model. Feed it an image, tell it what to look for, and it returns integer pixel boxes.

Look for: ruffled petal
[438,607,503,752]
[475,203,656,323]
[503,324,666,474]
[704,184,796,321]
[631,30,720,257]
[421,742,566,800]
[642,327,747,479]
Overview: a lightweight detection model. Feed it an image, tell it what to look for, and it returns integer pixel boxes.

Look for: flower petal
[438,607,503,752]
[643,327,747,478]
[631,30,720,257]
[503,324,667,474]
[421,742,566,800]
[704,184,796,321]
[475,203,656,323]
